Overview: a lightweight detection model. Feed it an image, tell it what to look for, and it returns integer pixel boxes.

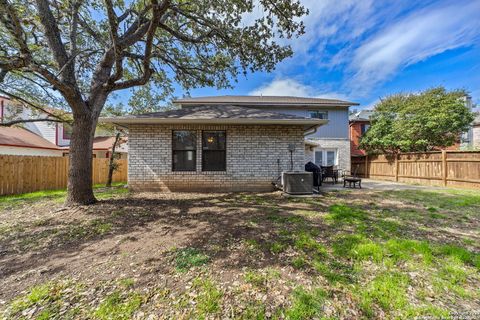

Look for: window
[63,125,72,140]
[314,149,337,166]
[202,131,226,171]
[361,123,370,135]
[309,111,328,119]
[326,150,335,166]
[172,130,197,171]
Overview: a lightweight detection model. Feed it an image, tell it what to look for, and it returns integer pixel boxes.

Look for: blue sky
[119,0,480,109]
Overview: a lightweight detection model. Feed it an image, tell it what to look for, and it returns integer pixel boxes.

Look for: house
[101,95,358,192]
[0,95,71,147]
[349,109,374,157]
[60,136,128,159]
[0,126,63,156]
[175,96,358,171]
[1,95,128,157]
[473,113,480,149]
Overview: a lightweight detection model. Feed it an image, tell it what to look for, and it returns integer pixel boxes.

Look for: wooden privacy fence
[0,155,127,196]
[351,151,480,189]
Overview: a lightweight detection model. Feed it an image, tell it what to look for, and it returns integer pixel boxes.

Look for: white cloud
[348,1,480,94]
[249,79,312,96]
[249,78,349,100]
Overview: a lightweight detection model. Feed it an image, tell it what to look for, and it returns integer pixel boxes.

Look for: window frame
[172,130,197,172]
[308,110,328,120]
[360,123,370,135]
[202,130,227,172]
[62,125,72,140]
[314,148,337,166]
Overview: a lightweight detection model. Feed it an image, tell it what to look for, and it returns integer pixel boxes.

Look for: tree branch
[0,88,67,122]
[1,118,64,127]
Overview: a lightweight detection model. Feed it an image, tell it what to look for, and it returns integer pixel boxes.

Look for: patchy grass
[284,287,327,320]
[174,247,210,272]
[1,186,479,319]
[0,183,127,209]
[191,277,223,317]
[94,291,143,320]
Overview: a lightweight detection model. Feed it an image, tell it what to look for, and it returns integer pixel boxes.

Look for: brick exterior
[128,124,305,192]
[349,120,369,156]
[303,138,351,171]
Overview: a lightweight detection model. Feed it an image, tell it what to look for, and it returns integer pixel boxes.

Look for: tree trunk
[65,113,98,205]
[106,132,121,187]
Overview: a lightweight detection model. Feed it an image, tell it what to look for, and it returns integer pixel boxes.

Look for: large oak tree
[0,0,307,205]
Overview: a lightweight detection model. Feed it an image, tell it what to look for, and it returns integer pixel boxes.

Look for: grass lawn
[0,186,479,319]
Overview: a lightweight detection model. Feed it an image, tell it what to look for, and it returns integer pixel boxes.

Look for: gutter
[99,118,328,126]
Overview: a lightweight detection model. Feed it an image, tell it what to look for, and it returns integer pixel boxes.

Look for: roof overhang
[304,140,320,147]
[175,101,358,108]
[100,117,328,130]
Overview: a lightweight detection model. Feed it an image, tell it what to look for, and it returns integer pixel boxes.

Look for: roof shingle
[0,127,60,150]
[174,95,359,106]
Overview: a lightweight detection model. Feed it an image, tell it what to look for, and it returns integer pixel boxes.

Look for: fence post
[395,153,399,182]
[442,150,447,187]
[365,155,369,178]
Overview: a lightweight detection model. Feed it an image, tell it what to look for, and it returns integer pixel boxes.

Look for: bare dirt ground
[0,186,479,319]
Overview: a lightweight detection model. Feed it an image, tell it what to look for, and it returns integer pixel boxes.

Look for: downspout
[304,125,319,137]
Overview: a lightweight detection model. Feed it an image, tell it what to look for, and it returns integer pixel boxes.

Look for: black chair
[321,165,338,184]
[305,162,322,190]
[343,165,362,188]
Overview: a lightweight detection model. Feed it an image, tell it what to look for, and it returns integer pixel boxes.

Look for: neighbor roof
[174,95,359,107]
[474,112,480,126]
[100,105,327,129]
[349,110,374,122]
[0,127,60,150]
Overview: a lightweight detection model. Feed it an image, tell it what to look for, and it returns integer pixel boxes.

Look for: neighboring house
[101,95,358,192]
[349,110,374,157]
[60,136,128,159]
[0,126,63,156]
[473,113,480,149]
[0,95,71,146]
[1,95,128,157]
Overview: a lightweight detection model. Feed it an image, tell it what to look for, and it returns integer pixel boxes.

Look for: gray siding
[261,107,349,139]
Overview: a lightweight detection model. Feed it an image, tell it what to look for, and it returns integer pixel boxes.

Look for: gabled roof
[0,126,60,150]
[474,112,480,126]
[349,109,374,122]
[100,105,327,129]
[174,95,359,107]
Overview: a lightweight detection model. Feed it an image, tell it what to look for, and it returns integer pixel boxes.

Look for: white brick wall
[303,138,351,171]
[473,126,480,148]
[128,124,305,191]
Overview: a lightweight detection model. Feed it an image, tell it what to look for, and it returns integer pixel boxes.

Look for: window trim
[172,130,197,172]
[62,125,72,140]
[308,110,328,120]
[202,130,227,172]
[314,148,338,166]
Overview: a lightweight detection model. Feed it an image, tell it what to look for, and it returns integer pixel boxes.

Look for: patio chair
[343,165,362,188]
[321,165,338,184]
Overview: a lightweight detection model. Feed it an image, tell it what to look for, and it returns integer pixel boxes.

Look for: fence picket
[352,151,480,189]
[0,156,127,196]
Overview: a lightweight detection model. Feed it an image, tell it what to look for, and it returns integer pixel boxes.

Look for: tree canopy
[360,87,475,154]
[0,0,308,205]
